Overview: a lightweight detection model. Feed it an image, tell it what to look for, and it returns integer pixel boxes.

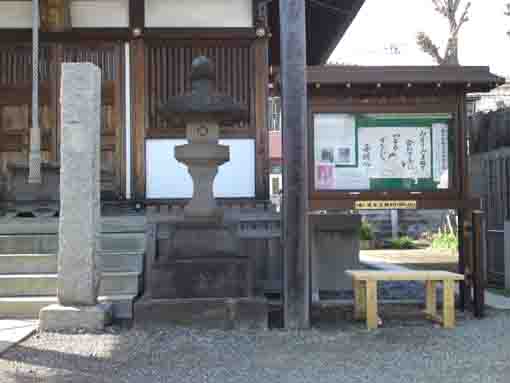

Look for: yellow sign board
[354,200,417,210]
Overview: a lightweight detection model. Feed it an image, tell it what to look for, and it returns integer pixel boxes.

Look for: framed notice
[313,113,453,192]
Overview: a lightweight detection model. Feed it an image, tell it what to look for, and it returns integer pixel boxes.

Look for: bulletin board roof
[305,66,505,93]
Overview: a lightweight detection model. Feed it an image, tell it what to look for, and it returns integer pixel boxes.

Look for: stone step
[0,233,146,254]
[0,272,141,297]
[0,235,57,254]
[0,252,144,274]
[100,251,144,273]
[0,294,137,319]
[98,233,146,253]
[0,216,146,236]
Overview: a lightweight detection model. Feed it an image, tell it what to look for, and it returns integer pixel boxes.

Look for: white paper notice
[432,123,449,187]
[357,126,432,180]
[314,114,356,166]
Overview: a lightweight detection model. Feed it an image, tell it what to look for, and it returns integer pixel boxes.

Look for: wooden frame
[308,89,464,209]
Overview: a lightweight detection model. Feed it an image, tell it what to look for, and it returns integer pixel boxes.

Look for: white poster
[314,114,357,166]
[432,123,450,188]
[357,126,432,180]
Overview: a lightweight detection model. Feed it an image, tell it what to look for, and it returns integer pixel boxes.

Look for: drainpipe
[28,0,42,184]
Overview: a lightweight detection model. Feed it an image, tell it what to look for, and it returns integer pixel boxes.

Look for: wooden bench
[345,270,465,330]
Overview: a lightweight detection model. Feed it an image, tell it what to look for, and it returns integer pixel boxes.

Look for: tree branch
[416,32,445,64]
[454,1,471,36]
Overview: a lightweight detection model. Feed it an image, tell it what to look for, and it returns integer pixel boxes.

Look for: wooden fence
[470,148,510,285]
[468,108,510,154]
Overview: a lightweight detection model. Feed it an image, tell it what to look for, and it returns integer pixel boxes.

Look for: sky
[330,0,510,78]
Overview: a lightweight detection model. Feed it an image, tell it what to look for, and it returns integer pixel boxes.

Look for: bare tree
[417,0,471,65]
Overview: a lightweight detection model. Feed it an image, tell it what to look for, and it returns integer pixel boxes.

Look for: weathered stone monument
[135,57,267,329]
[309,213,363,301]
[39,63,112,332]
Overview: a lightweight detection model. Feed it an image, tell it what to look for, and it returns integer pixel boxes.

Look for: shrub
[431,232,458,250]
[360,221,374,241]
[389,236,416,249]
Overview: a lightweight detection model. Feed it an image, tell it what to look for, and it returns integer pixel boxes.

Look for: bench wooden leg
[353,280,366,320]
[443,280,455,328]
[425,280,437,317]
[365,280,378,330]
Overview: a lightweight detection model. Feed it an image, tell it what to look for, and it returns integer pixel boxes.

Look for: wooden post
[425,280,437,317]
[472,209,486,318]
[458,208,467,310]
[254,36,270,200]
[443,279,456,328]
[132,38,146,199]
[279,0,310,329]
[365,280,378,330]
[353,279,366,320]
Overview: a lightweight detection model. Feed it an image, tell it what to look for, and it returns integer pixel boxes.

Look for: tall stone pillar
[39,63,111,332]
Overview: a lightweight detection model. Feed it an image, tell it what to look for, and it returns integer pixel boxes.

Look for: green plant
[431,231,458,250]
[360,221,374,241]
[389,236,416,249]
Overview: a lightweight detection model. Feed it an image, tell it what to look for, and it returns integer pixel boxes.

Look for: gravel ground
[2,307,510,383]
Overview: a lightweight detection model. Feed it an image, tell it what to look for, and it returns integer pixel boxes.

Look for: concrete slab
[360,254,412,272]
[0,319,37,355]
[485,291,510,310]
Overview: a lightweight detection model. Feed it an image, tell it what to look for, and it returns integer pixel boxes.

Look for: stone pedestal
[39,63,111,332]
[150,220,249,299]
[310,214,362,300]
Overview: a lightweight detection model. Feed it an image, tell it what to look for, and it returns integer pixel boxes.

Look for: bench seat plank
[346,270,464,282]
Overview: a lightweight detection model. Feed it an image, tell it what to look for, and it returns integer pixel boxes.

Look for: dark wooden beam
[254,36,270,200]
[132,38,146,199]
[279,0,310,329]
[129,0,145,31]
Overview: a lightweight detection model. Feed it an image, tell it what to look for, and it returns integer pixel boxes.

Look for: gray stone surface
[8,309,510,383]
[150,220,248,299]
[58,63,102,307]
[134,298,267,330]
[310,214,362,298]
[39,303,112,332]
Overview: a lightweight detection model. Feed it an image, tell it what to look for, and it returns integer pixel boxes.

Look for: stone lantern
[150,56,251,300]
[159,56,248,222]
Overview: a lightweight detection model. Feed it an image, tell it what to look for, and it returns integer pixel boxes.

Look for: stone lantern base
[150,219,252,299]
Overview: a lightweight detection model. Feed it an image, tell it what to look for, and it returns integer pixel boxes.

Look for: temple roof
[268,0,366,66]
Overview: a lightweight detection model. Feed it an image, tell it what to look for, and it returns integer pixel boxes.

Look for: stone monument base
[39,303,112,332]
[134,297,268,330]
[151,220,251,299]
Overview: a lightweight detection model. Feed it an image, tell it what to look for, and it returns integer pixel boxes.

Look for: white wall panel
[145,0,253,28]
[146,139,255,199]
[0,2,32,28]
[71,0,129,28]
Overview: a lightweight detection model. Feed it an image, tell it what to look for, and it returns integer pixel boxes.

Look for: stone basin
[174,143,229,166]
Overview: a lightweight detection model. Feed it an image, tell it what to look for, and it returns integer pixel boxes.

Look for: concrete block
[39,303,112,332]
